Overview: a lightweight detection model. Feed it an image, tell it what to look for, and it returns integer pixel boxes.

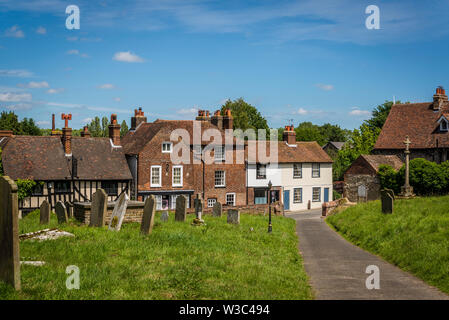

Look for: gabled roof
[323,141,345,150]
[1,135,132,181]
[374,102,449,150]
[361,154,403,171]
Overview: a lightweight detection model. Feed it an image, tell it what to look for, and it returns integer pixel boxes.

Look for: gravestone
[175,196,187,222]
[227,209,240,224]
[194,195,203,220]
[381,190,394,214]
[90,189,107,227]
[55,201,68,224]
[212,201,222,217]
[358,184,367,202]
[141,196,156,235]
[161,211,169,222]
[0,176,21,290]
[39,200,51,224]
[65,201,73,218]
[108,193,129,231]
[384,188,395,200]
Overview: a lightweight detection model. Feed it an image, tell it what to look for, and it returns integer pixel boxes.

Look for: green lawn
[0,210,312,300]
[327,196,449,294]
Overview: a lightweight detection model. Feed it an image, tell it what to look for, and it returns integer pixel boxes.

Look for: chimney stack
[195,110,211,121]
[211,110,223,130]
[222,109,233,130]
[50,114,61,136]
[81,126,91,138]
[131,107,147,131]
[283,125,296,145]
[109,114,121,146]
[0,130,13,138]
[433,86,448,111]
[61,113,72,156]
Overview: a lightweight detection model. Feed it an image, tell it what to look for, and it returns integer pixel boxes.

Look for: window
[312,187,321,202]
[256,164,267,179]
[215,170,225,187]
[54,181,71,194]
[155,195,162,210]
[101,181,118,196]
[162,142,172,153]
[151,166,161,187]
[293,188,302,203]
[172,166,183,187]
[214,145,225,162]
[312,163,320,178]
[293,163,302,179]
[32,183,44,196]
[270,190,280,203]
[441,120,449,132]
[254,189,267,204]
[208,198,217,208]
[226,193,235,206]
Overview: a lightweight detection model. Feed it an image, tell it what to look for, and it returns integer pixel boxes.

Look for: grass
[327,195,449,295]
[0,210,312,300]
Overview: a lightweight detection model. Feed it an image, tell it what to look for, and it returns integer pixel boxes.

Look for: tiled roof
[361,154,403,172]
[1,135,132,181]
[374,102,449,150]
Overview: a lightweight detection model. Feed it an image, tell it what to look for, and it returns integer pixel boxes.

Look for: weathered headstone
[141,196,156,235]
[194,194,203,220]
[161,211,169,222]
[39,200,51,224]
[212,201,222,217]
[90,189,107,227]
[175,196,187,222]
[108,193,129,231]
[65,201,73,218]
[384,188,395,200]
[55,201,68,224]
[381,190,394,214]
[0,176,21,290]
[227,209,240,224]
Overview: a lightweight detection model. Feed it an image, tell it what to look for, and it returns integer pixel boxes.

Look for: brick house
[373,86,449,163]
[0,114,132,215]
[121,108,246,210]
[343,154,403,202]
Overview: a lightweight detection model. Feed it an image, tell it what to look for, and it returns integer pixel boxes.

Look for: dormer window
[441,119,448,132]
[162,142,172,153]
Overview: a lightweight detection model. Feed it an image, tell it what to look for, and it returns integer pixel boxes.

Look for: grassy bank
[1,210,312,300]
[327,196,449,294]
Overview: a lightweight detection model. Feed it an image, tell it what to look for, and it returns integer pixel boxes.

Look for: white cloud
[349,108,371,117]
[82,117,93,124]
[113,51,145,63]
[17,81,49,88]
[0,69,33,77]
[36,120,50,126]
[98,83,115,90]
[47,88,65,94]
[0,92,32,102]
[5,25,24,38]
[5,103,32,111]
[315,83,334,91]
[296,107,308,115]
[177,107,199,115]
[36,26,46,34]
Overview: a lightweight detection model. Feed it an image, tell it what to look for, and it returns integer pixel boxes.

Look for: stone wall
[187,202,284,215]
[74,201,145,225]
[344,174,381,202]
[322,200,339,217]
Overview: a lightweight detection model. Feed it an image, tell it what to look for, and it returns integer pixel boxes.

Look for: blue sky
[1,0,449,130]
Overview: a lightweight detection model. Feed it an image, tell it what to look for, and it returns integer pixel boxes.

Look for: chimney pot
[131,107,147,130]
[109,114,121,146]
[0,130,13,137]
[283,124,296,144]
[433,86,448,110]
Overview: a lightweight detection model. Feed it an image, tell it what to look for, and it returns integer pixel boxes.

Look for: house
[322,141,345,158]
[343,154,403,202]
[0,114,132,215]
[373,86,449,163]
[246,125,334,211]
[121,108,246,210]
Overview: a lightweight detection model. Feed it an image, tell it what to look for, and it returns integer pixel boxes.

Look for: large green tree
[120,120,129,137]
[0,111,42,136]
[220,98,269,135]
[363,100,403,132]
[278,122,350,146]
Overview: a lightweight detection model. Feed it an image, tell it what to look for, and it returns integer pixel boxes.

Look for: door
[283,190,290,211]
[324,188,329,202]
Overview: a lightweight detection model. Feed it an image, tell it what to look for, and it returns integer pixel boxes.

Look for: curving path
[289,209,449,300]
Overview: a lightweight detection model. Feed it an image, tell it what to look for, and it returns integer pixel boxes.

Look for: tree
[120,120,129,137]
[87,117,103,137]
[0,111,42,136]
[294,122,325,145]
[364,100,403,132]
[319,123,351,144]
[101,116,109,137]
[220,98,269,136]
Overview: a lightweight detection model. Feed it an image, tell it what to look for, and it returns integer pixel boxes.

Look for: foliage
[0,111,42,136]
[363,101,399,132]
[327,195,449,295]
[120,120,129,137]
[377,164,402,194]
[16,179,37,201]
[278,122,350,146]
[87,116,110,137]
[1,211,313,300]
[333,190,342,200]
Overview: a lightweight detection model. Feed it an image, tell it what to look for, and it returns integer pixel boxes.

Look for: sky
[0,0,449,130]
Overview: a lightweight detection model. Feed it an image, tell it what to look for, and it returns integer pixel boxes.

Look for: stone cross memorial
[381,189,394,214]
[212,201,222,217]
[141,195,156,235]
[399,135,415,198]
[90,189,107,227]
[0,176,21,290]
[39,200,51,224]
[227,209,240,224]
[175,196,187,222]
[55,201,68,224]
[108,193,129,231]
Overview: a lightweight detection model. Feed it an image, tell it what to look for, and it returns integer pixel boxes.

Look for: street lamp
[268,180,272,233]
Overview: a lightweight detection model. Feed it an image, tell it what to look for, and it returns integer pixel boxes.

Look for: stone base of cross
[399,185,415,198]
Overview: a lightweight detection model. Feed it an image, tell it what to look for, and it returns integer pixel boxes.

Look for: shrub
[333,190,342,200]
[378,164,401,194]
[16,179,37,201]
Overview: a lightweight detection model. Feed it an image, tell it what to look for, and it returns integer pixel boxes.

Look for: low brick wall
[74,201,145,225]
[322,198,350,217]
[186,202,284,215]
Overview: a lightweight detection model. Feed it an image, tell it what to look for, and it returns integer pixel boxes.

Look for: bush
[16,179,37,201]
[333,190,342,200]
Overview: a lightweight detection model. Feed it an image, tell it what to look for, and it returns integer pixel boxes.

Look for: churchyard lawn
[0,210,312,300]
[327,195,449,295]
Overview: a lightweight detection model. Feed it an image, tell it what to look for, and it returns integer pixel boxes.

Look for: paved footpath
[289,209,449,300]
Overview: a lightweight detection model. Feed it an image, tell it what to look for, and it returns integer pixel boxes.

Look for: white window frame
[207,198,217,208]
[214,145,225,162]
[215,170,226,187]
[172,165,183,187]
[155,195,162,210]
[256,163,267,179]
[162,142,173,153]
[312,163,320,178]
[293,163,302,179]
[293,188,302,203]
[312,187,321,202]
[226,193,236,206]
[150,165,162,187]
